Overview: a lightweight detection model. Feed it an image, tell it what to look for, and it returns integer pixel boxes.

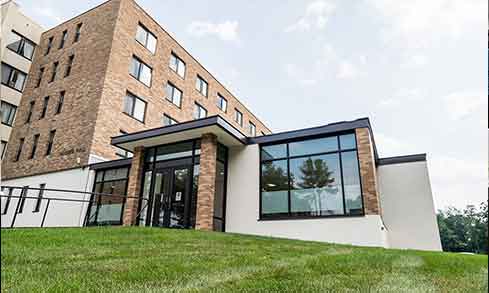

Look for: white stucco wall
[1,167,94,228]
[377,161,442,251]
[225,144,388,248]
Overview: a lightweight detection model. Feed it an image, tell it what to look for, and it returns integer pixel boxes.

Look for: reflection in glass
[289,136,338,157]
[138,171,152,226]
[340,134,356,150]
[190,165,200,228]
[169,168,187,228]
[213,161,225,231]
[341,151,363,215]
[261,160,289,215]
[261,144,287,161]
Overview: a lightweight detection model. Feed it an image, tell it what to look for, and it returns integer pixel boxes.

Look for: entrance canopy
[111,116,247,152]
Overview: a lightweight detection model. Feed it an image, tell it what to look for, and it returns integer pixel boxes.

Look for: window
[33,184,45,213]
[14,137,24,161]
[17,186,29,214]
[135,23,157,54]
[26,101,35,123]
[6,31,36,60]
[193,103,207,119]
[29,134,40,159]
[1,63,27,91]
[65,55,74,77]
[45,130,56,156]
[1,187,13,214]
[56,91,65,114]
[59,30,68,49]
[50,62,58,82]
[1,101,17,126]
[123,92,146,122]
[45,37,53,55]
[169,52,185,78]
[115,130,133,158]
[162,114,178,126]
[249,122,256,137]
[165,82,182,107]
[35,67,44,88]
[195,75,208,97]
[129,56,152,86]
[74,23,82,43]
[1,140,7,159]
[216,94,227,112]
[260,133,363,219]
[86,167,129,226]
[40,96,49,119]
[235,109,243,126]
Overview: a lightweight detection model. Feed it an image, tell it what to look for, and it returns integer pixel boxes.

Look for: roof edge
[377,153,427,166]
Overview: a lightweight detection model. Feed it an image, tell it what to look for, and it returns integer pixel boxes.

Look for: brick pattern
[356,128,381,215]
[2,0,271,180]
[122,146,144,225]
[195,133,217,230]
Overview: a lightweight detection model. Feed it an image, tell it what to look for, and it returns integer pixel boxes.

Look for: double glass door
[151,166,191,228]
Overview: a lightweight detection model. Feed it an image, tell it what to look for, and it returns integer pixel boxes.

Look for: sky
[13,0,488,210]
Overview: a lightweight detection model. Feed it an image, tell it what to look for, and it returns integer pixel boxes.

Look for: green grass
[1,227,487,292]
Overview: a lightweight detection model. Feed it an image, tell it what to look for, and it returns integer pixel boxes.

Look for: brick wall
[122,146,144,225]
[195,133,217,230]
[356,127,381,215]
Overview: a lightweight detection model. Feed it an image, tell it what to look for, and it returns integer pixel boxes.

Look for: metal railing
[0,186,148,228]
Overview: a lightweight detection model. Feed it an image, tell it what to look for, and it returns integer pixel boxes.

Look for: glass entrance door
[151,166,191,228]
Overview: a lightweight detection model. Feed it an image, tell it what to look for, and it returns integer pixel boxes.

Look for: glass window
[135,24,157,54]
[65,55,74,77]
[342,151,362,215]
[7,31,36,60]
[45,130,56,156]
[50,62,58,82]
[165,82,182,107]
[249,122,256,137]
[15,137,24,161]
[216,94,227,112]
[1,101,17,126]
[45,37,53,55]
[213,161,226,231]
[340,133,357,150]
[169,53,185,78]
[155,141,194,161]
[261,160,289,215]
[261,144,287,161]
[289,136,338,157]
[195,75,208,96]
[162,114,178,126]
[1,63,27,91]
[129,56,152,86]
[74,23,82,42]
[123,92,146,122]
[59,30,67,49]
[193,103,207,119]
[1,140,7,159]
[235,109,243,126]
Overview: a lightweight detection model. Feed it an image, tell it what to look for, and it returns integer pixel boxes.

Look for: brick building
[1,0,441,251]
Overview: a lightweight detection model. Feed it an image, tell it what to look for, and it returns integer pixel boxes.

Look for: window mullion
[286,143,291,215]
[337,137,347,216]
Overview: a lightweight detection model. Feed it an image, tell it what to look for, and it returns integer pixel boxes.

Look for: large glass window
[195,75,208,97]
[1,101,17,126]
[7,31,35,60]
[129,56,152,86]
[169,53,185,78]
[193,103,207,119]
[216,93,227,112]
[165,82,182,107]
[260,133,364,219]
[135,23,157,54]
[1,63,27,91]
[123,92,146,122]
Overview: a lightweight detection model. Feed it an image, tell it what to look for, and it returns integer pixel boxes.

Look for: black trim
[377,154,427,166]
[89,158,132,170]
[6,30,37,61]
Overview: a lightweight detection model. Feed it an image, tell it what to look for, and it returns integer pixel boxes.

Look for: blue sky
[15,0,488,209]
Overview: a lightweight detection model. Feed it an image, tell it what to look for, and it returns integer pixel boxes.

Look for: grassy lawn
[1,227,487,292]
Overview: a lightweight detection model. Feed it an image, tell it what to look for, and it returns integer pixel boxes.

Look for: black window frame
[1,62,27,92]
[162,114,178,126]
[195,75,208,97]
[123,91,147,123]
[249,121,256,137]
[73,23,82,43]
[33,184,46,213]
[129,55,152,87]
[59,30,68,49]
[45,130,56,156]
[29,133,40,159]
[6,30,36,60]
[40,96,49,119]
[235,109,243,126]
[169,52,186,78]
[193,102,207,120]
[216,93,227,112]
[56,91,65,114]
[1,140,7,159]
[65,55,74,77]
[135,22,157,54]
[259,131,365,221]
[165,82,182,108]
[1,100,17,126]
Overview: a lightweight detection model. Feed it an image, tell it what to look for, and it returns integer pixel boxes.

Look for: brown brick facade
[195,133,217,230]
[356,127,381,215]
[122,146,144,225]
[2,0,270,180]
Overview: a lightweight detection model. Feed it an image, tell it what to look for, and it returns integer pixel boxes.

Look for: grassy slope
[1,227,487,292]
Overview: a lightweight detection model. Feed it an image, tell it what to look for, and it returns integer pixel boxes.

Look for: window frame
[59,30,68,49]
[169,52,186,78]
[1,101,17,126]
[40,96,49,119]
[45,130,56,156]
[1,62,27,92]
[235,109,243,126]
[14,137,24,162]
[65,55,74,77]
[123,92,147,123]
[1,140,7,160]
[6,30,36,60]
[195,75,208,97]
[73,23,82,43]
[193,102,207,120]
[259,132,365,221]
[216,93,227,112]
[165,82,182,108]
[29,133,40,159]
[249,121,256,137]
[162,114,178,126]
[49,61,59,83]
[135,23,157,54]
[45,36,54,55]
[129,55,152,87]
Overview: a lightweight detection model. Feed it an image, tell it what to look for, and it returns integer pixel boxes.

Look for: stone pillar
[356,128,381,215]
[122,146,145,226]
[195,133,218,230]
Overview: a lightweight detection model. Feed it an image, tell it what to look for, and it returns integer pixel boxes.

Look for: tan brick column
[122,146,145,226]
[195,133,218,230]
[355,128,381,215]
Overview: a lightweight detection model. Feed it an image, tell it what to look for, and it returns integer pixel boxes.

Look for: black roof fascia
[377,154,427,166]
[89,158,132,170]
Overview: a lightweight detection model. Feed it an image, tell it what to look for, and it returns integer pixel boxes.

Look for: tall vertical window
[169,53,185,78]
[235,109,243,126]
[249,122,256,137]
[1,187,13,214]
[129,56,152,86]
[18,186,29,214]
[123,92,146,122]
[115,130,133,158]
[33,184,46,213]
[56,91,65,114]
[162,114,178,126]
[193,103,207,119]
[165,82,182,107]
[74,23,82,43]
[135,23,157,54]
[216,94,227,112]
[1,101,17,126]
[1,140,7,159]
[40,96,49,119]
[195,75,208,97]
[59,30,68,49]
[260,133,363,219]
[50,62,58,82]
[29,134,40,159]
[26,101,35,123]
[45,130,56,156]
[65,55,74,77]
[1,63,27,91]
[35,67,44,88]
[45,37,53,55]
[14,137,24,161]
[6,31,36,60]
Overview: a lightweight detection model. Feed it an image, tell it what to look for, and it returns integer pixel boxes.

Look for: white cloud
[400,55,428,69]
[336,61,361,79]
[284,63,318,86]
[366,0,486,47]
[285,0,336,32]
[187,21,239,42]
[443,91,486,120]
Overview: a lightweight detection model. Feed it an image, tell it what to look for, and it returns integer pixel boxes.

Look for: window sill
[1,82,24,93]
[121,111,145,124]
[6,47,33,62]
[258,213,365,221]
